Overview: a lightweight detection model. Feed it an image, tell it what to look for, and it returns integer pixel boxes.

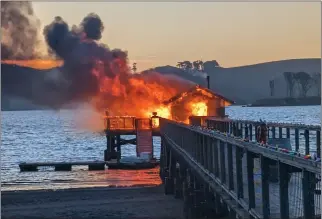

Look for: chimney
[206,75,210,89]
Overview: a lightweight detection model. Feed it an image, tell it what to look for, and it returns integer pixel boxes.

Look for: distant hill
[147,58,321,104]
[204,58,321,104]
[1,63,64,111]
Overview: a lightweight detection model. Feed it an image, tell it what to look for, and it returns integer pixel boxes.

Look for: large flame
[191,101,208,116]
[90,59,190,120]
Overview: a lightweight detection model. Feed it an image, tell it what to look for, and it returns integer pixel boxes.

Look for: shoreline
[1,183,162,192]
[2,185,184,219]
[1,184,160,193]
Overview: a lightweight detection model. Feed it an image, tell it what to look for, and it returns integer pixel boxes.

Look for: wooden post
[302,170,316,219]
[235,146,243,199]
[240,123,244,138]
[279,127,283,139]
[165,149,175,195]
[207,137,213,173]
[247,151,255,211]
[225,122,229,133]
[219,140,226,183]
[195,134,200,162]
[116,135,121,162]
[159,136,165,182]
[260,155,270,219]
[255,125,258,141]
[183,169,194,219]
[249,124,253,141]
[317,130,321,158]
[286,128,290,139]
[227,143,234,191]
[272,126,276,139]
[234,123,238,136]
[193,176,202,218]
[203,186,216,218]
[278,162,289,219]
[213,139,219,178]
[174,164,184,199]
[202,135,207,168]
[245,124,249,139]
[295,129,299,152]
[304,130,310,155]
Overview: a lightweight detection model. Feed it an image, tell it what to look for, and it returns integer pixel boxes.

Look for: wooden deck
[159,118,321,219]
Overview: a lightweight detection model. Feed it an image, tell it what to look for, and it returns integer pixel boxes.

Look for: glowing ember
[191,102,208,116]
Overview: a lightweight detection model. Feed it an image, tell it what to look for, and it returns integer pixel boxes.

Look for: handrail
[205,117,321,131]
[160,118,321,174]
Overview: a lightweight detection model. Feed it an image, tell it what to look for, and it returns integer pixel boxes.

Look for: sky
[33,2,321,71]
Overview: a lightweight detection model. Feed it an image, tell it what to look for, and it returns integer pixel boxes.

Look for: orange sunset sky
[27,2,322,71]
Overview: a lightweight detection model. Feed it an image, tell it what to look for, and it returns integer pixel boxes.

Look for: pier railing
[192,117,321,157]
[160,118,321,219]
[104,116,160,133]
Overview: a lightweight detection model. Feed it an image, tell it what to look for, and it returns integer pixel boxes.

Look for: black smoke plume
[42,13,130,106]
[1,1,41,60]
[2,8,192,112]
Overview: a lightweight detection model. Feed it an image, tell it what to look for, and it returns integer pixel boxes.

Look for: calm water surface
[1,106,320,191]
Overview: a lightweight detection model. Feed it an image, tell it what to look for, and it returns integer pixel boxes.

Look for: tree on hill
[294,71,313,97]
[283,72,296,97]
[269,79,275,97]
[177,61,192,71]
[132,63,137,73]
[176,62,183,69]
[182,61,192,71]
[192,60,204,72]
[312,72,321,96]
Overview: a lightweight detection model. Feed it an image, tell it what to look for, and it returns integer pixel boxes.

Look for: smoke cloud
[2,3,192,115]
[1,1,43,60]
[41,12,192,115]
[42,13,130,106]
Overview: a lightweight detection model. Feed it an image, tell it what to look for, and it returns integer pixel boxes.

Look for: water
[1,106,320,191]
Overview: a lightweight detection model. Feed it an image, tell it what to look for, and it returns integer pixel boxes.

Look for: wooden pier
[17,113,321,219]
[159,117,321,219]
[103,115,160,163]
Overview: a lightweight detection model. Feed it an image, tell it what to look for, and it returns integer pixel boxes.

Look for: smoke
[42,13,131,106]
[41,13,192,114]
[1,4,192,114]
[81,13,104,40]
[1,1,45,60]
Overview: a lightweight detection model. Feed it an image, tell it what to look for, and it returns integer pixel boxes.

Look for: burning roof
[163,85,235,106]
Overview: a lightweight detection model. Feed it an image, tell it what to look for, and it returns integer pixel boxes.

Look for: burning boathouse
[163,84,235,123]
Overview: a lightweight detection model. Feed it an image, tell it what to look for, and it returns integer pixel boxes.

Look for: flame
[191,101,208,116]
[144,106,171,119]
[91,59,189,120]
[1,59,63,69]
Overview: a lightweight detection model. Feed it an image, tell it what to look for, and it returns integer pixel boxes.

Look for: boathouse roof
[163,85,235,105]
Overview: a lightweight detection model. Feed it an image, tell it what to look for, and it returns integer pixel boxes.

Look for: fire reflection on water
[2,167,161,191]
[89,167,162,187]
